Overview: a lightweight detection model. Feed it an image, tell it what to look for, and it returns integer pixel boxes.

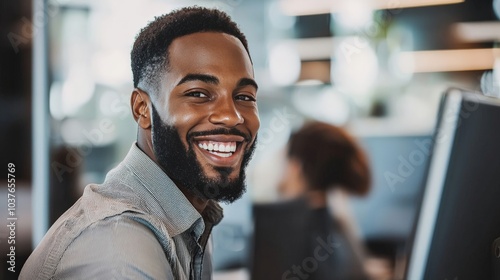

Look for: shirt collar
[121,142,223,238]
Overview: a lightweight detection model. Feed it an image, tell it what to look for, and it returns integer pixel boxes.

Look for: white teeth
[197,141,238,157]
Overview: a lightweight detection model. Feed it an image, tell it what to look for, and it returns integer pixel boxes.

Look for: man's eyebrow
[237,78,258,90]
[177,74,219,86]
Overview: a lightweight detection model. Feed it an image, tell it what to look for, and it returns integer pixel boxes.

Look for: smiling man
[20,7,259,280]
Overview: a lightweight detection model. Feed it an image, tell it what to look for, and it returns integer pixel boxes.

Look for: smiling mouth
[192,134,246,167]
[197,141,238,158]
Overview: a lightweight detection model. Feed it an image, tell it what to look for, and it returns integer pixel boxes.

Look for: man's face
[151,32,259,203]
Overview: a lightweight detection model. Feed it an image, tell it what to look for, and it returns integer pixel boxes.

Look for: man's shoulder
[65,214,171,257]
[47,179,164,247]
[20,214,175,279]
[20,189,174,279]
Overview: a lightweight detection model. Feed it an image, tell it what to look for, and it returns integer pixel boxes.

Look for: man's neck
[178,187,209,214]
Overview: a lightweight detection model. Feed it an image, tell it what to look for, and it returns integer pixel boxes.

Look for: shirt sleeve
[54,215,175,279]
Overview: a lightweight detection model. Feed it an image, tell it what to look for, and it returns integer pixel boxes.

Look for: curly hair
[131,6,250,92]
[288,121,371,196]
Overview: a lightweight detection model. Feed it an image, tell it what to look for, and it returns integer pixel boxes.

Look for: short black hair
[131,6,250,92]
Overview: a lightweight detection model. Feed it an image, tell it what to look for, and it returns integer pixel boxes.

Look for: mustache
[187,128,252,143]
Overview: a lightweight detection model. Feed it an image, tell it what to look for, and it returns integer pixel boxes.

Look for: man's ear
[131,88,151,129]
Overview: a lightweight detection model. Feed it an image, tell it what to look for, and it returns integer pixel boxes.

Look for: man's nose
[208,97,244,127]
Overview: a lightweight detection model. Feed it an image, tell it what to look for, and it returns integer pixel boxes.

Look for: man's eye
[187,92,208,98]
[236,95,256,102]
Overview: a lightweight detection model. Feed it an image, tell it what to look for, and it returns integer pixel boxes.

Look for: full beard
[150,104,256,203]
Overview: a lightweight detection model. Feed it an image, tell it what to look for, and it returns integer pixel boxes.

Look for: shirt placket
[189,231,203,280]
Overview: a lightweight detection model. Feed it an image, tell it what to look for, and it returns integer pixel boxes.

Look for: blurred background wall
[1,0,499,279]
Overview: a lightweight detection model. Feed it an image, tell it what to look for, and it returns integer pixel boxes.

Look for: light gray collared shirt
[20,143,223,280]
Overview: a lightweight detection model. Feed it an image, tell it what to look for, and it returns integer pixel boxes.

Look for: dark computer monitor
[406,88,500,279]
[353,134,431,241]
